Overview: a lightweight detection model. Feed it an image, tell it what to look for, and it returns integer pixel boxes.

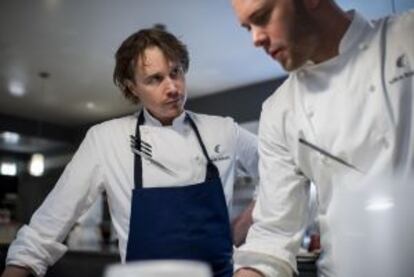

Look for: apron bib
[126,112,233,277]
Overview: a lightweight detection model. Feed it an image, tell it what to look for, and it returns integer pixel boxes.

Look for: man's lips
[269,48,283,60]
[166,97,183,105]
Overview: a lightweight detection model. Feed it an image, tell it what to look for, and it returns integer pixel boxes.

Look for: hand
[1,266,32,277]
[234,268,264,277]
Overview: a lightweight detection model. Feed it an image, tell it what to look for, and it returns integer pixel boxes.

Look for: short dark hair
[113,27,189,103]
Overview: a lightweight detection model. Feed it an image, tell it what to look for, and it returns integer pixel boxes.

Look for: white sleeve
[234,105,310,276]
[6,127,105,277]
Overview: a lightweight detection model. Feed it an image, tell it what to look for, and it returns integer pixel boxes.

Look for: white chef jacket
[235,10,414,277]
[6,109,259,276]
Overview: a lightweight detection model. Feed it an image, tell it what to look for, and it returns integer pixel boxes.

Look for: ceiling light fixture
[86,101,96,109]
[29,154,45,177]
[1,131,20,144]
[8,80,26,97]
[1,162,17,176]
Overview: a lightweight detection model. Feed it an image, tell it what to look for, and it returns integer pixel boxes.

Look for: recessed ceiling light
[86,102,96,109]
[29,153,45,177]
[8,81,26,97]
[1,131,20,144]
[1,162,17,176]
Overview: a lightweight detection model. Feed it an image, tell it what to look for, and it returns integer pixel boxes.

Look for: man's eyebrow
[239,7,266,30]
[239,7,262,30]
[249,4,271,24]
[141,71,161,81]
[248,8,261,22]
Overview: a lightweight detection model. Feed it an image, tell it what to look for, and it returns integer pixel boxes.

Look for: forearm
[1,265,33,277]
[232,201,255,247]
[6,225,68,277]
[234,268,264,277]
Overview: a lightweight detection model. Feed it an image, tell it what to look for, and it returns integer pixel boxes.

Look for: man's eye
[251,9,272,26]
[170,67,183,78]
[145,75,162,85]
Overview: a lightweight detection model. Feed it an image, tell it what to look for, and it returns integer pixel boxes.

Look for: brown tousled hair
[113,27,189,103]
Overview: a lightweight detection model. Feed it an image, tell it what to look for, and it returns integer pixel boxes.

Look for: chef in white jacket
[2,27,259,277]
[231,0,414,276]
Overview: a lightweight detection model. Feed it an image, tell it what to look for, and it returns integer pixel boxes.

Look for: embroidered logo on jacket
[389,53,413,85]
[211,155,230,162]
[214,144,221,154]
[211,144,230,162]
[396,54,408,68]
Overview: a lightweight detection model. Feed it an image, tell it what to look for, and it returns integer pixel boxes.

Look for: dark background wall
[186,77,286,122]
[17,168,64,224]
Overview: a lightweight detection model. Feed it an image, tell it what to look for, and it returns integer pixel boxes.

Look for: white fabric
[235,10,414,277]
[66,193,104,249]
[6,109,259,276]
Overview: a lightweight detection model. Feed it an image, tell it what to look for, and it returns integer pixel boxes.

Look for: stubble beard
[282,0,319,71]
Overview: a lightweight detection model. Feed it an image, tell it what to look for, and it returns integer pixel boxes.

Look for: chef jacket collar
[299,10,372,69]
[141,108,187,129]
[338,10,373,55]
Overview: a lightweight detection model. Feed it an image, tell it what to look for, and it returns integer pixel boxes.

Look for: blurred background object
[329,173,414,277]
[0,175,19,244]
[104,260,212,277]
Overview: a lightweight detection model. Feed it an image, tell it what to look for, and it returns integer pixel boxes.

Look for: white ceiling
[1,0,413,126]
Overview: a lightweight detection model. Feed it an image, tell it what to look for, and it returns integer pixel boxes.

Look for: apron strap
[185,114,220,182]
[133,112,145,189]
[133,111,220,189]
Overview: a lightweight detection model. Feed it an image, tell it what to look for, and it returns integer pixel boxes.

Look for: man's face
[129,46,187,125]
[232,0,318,71]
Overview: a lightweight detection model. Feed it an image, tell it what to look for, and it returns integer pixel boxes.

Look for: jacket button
[358,43,368,51]
[195,156,203,165]
[380,136,390,149]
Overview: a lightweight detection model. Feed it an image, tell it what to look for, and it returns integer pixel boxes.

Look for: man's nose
[165,77,179,95]
[252,26,267,47]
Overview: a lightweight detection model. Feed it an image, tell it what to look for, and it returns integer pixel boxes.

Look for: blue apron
[126,112,233,277]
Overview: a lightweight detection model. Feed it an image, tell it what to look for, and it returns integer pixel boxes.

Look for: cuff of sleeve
[234,249,293,277]
[6,225,68,277]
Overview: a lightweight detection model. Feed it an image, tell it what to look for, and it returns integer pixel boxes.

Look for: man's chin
[281,59,306,72]
[169,107,185,118]
[274,55,292,71]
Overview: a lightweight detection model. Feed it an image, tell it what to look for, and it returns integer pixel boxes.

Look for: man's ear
[125,80,138,95]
